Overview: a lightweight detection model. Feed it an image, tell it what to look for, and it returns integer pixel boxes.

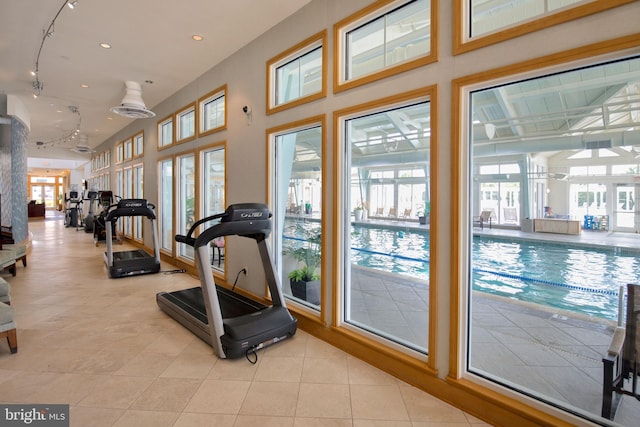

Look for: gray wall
[88,0,640,383]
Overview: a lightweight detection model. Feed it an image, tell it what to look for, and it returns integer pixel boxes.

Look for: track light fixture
[35,105,82,149]
[32,0,75,99]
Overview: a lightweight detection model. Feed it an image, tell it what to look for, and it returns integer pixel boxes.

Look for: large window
[123,166,133,238]
[176,152,196,261]
[200,143,226,273]
[115,169,124,233]
[458,52,640,424]
[267,31,326,115]
[158,158,173,255]
[198,85,227,136]
[336,88,433,354]
[133,163,144,242]
[334,0,434,92]
[268,117,325,309]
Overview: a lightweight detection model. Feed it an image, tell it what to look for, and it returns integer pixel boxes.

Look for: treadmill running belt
[164,286,267,323]
[112,249,150,261]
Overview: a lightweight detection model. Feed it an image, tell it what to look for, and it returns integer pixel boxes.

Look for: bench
[602,283,640,419]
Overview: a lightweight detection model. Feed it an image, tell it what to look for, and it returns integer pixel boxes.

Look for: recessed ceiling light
[192,35,204,41]
[107,117,113,120]
[99,42,111,49]
[80,84,89,88]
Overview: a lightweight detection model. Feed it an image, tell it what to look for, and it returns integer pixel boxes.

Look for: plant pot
[290,278,320,305]
[419,215,429,225]
[354,210,363,221]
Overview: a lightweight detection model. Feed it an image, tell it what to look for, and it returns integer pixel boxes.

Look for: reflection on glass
[276,47,322,105]
[203,94,225,132]
[123,167,133,237]
[133,165,144,241]
[346,0,430,80]
[177,154,195,260]
[274,126,322,308]
[344,100,430,353]
[159,159,173,252]
[470,0,585,37]
[467,56,640,421]
[202,147,225,272]
[179,109,195,140]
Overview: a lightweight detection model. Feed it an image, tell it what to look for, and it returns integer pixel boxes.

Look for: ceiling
[0,0,311,172]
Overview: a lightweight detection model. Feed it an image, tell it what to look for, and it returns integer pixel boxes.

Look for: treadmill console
[118,198,148,210]
[222,203,271,222]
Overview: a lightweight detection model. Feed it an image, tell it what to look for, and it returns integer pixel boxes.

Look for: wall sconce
[242,105,252,124]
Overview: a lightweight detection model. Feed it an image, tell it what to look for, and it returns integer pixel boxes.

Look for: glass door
[614,184,639,232]
[30,184,56,208]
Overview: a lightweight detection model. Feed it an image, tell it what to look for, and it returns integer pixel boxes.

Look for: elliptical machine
[83,191,99,233]
[64,191,83,230]
[93,191,119,246]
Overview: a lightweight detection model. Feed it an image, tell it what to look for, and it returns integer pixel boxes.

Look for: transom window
[157,115,174,149]
[267,31,326,114]
[176,103,196,144]
[454,0,634,53]
[133,132,144,158]
[198,85,226,136]
[335,0,433,92]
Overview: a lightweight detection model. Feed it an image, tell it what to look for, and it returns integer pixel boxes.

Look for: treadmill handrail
[105,198,157,221]
[175,211,228,247]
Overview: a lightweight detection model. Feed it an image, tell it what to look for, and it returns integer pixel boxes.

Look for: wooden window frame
[266,30,327,115]
[333,0,437,94]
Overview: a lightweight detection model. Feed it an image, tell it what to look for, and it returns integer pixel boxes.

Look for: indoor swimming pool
[285,219,640,321]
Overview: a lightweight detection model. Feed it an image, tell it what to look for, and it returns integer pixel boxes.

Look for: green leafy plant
[285,224,321,282]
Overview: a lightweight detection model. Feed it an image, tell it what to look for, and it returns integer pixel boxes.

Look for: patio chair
[402,208,412,218]
[374,207,384,217]
[504,207,517,223]
[602,283,640,420]
[473,210,493,230]
[388,207,397,217]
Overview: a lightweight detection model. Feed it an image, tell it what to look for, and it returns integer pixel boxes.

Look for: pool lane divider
[472,268,618,296]
[351,247,618,296]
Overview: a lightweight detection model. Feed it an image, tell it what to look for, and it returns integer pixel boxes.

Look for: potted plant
[285,224,321,305]
[354,205,364,221]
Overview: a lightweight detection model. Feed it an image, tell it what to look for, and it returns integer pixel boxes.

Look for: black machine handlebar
[105,199,157,221]
[175,203,272,249]
[175,211,228,247]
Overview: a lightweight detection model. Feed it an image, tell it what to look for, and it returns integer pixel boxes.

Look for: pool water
[285,220,640,321]
[348,225,640,321]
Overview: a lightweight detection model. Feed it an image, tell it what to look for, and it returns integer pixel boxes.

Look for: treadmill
[103,198,161,278]
[156,203,297,360]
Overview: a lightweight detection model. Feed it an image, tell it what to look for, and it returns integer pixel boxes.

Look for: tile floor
[0,214,491,427]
